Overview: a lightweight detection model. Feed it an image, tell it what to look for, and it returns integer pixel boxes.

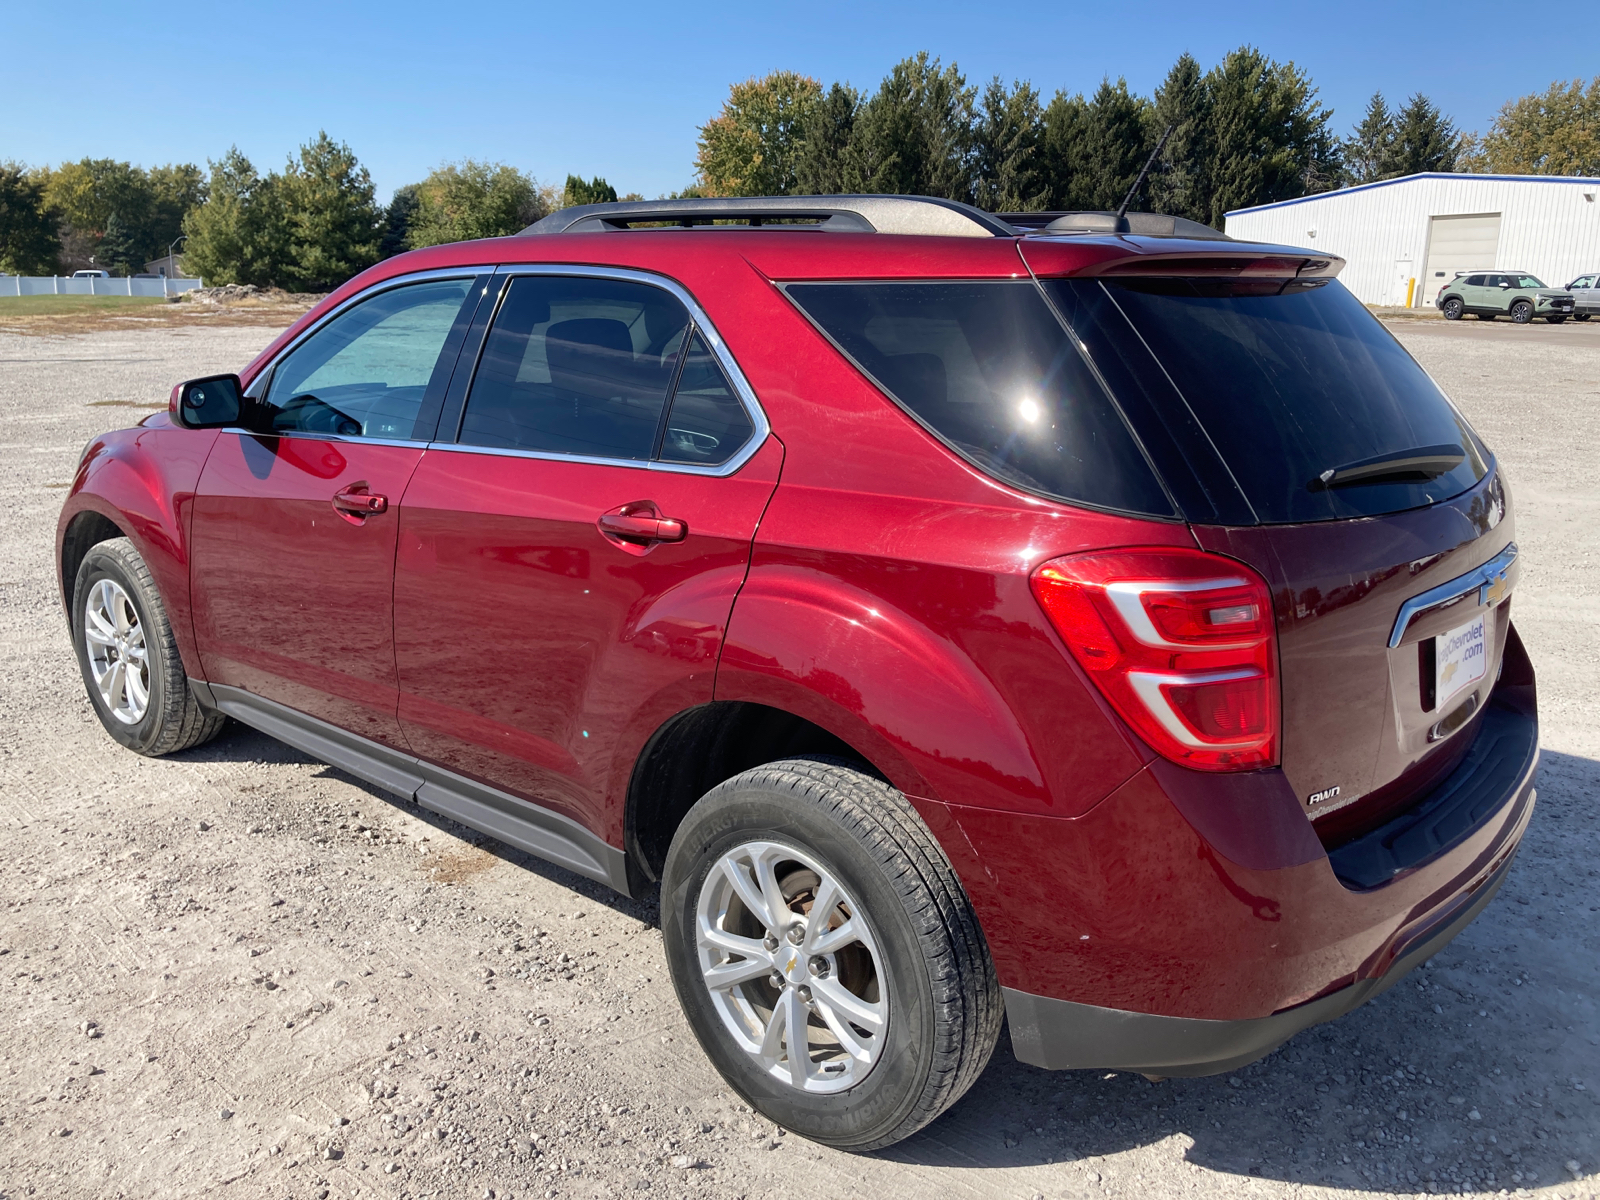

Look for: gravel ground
[1,317,1596,1200]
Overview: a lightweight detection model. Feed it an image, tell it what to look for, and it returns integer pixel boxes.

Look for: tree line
[1,64,1596,285]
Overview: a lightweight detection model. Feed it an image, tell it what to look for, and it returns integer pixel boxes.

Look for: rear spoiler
[1085,251,1346,282]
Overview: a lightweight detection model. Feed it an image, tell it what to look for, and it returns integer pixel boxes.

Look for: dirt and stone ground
[1,313,1597,1200]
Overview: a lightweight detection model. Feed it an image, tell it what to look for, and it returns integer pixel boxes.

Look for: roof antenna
[1117,124,1175,224]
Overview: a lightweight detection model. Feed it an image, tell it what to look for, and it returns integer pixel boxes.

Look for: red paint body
[58,224,1535,1027]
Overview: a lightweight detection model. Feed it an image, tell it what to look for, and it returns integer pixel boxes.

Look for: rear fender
[56,420,220,678]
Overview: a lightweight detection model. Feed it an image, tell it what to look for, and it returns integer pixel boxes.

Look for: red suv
[58,196,1537,1150]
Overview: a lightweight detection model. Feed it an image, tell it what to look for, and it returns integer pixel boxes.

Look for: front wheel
[72,538,226,756]
[661,758,1001,1150]
[1511,300,1534,324]
[1576,313,1591,321]
[1441,297,1464,320]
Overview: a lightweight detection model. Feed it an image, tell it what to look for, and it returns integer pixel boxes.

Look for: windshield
[1043,278,1489,525]
[1512,275,1546,289]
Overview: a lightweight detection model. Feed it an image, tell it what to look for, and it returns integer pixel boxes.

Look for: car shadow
[174,722,1598,1194]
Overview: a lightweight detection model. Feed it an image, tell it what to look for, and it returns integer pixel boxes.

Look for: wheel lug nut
[797,985,813,1004]
[786,926,804,946]
[808,956,829,978]
[762,933,779,952]
[768,971,784,990]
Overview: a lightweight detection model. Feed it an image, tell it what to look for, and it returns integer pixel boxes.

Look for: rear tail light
[1030,548,1280,771]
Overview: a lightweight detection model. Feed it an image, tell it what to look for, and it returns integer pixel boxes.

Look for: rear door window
[460,275,691,460]
[783,281,1173,517]
[1044,278,1488,525]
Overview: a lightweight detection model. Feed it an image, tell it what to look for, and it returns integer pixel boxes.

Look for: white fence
[0,275,204,298]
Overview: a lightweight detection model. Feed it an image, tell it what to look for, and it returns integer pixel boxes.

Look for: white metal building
[1224,173,1600,307]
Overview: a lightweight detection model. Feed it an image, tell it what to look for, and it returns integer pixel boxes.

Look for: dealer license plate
[1436,614,1487,707]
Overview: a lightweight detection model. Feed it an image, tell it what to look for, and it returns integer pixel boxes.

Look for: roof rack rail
[521,195,1015,238]
[1001,210,1232,240]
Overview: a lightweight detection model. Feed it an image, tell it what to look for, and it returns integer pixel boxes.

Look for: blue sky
[6,0,1596,201]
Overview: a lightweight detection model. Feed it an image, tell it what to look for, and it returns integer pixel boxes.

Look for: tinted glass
[1047,278,1488,524]
[1512,275,1545,289]
[460,275,689,459]
[265,279,475,439]
[658,332,755,465]
[785,281,1172,517]
[1464,275,1486,286]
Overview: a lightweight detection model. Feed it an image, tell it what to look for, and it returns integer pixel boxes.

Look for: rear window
[783,281,1173,517]
[1045,278,1489,525]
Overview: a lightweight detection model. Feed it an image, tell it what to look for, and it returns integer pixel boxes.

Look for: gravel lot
[1,316,1597,1200]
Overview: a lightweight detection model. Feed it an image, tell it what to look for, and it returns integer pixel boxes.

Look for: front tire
[72,538,226,756]
[1441,297,1463,320]
[661,758,1001,1150]
[1576,313,1591,321]
[1511,300,1533,324]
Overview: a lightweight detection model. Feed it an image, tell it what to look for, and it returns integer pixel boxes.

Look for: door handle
[598,511,686,542]
[332,485,388,521]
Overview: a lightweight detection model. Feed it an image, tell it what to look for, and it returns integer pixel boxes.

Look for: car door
[1571,275,1597,313]
[392,268,780,839]
[190,272,487,749]
[1454,274,1483,312]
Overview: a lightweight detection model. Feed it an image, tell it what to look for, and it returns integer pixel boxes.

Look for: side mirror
[171,374,244,429]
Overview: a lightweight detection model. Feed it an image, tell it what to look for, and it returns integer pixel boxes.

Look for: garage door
[1421,213,1502,305]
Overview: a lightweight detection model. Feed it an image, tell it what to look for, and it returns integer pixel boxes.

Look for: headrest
[546,318,635,395]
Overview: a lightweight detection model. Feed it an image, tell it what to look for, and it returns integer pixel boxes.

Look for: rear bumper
[1005,842,1519,1074]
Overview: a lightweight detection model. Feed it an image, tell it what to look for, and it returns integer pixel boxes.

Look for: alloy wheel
[84,577,149,724]
[695,839,887,1094]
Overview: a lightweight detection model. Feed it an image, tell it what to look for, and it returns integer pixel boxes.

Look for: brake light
[1030,548,1280,771]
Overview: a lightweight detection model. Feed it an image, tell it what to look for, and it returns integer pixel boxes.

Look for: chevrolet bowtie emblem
[1481,570,1510,606]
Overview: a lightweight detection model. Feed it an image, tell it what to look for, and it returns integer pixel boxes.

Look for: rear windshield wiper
[1308,444,1465,491]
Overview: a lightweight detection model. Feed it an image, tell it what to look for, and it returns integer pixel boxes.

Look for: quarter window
[264,278,477,440]
[657,333,755,465]
[460,276,690,460]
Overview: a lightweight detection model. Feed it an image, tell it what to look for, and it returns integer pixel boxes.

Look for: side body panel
[393,438,784,846]
[189,433,424,748]
[56,416,219,676]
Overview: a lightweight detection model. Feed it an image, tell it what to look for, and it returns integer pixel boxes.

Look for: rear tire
[661,758,1001,1150]
[72,538,226,756]
[1576,313,1591,321]
[1441,297,1463,320]
[1511,300,1533,324]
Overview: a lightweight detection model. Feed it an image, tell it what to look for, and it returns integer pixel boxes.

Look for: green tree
[380,184,419,258]
[406,161,543,248]
[182,147,287,287]
[1342,93,1394,183]
[972,78,1046,211]
[0,163,58,275]
[1204,47,1335,225]
[852,52,976,200]
[563,175,618,207]
[144,163,206,262]
[277,132,382,291]
[1077,78,1153,211]
[97,213,142,275]
[1039,91,1090,209]
[1459,78,1600,176]
[1148,53,1215,225]
[695,71,824,196]
[793,83,864,194]
[1388,94,1460,176]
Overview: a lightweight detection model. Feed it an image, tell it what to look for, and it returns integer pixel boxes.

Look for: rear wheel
[72,538,226,756]
[1511,300,1533,324]
[1576,313,1591,321]
[1441,297,1464,320]
[661,758,1000,1150]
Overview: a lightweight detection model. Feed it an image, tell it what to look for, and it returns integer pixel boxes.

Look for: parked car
[71,269,110,279]
[1436,270,1574,323]
[1564,272,1599,320]
[58,197,1537,1150]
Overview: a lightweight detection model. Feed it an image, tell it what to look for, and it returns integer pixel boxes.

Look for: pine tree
[563,175,618,207]
[380,185,419,258]
[972,79,1046,212]
[1343,93,1395,184]
[1039,91,1090,210]
[793,83,863,194]
[1204,47,1335,226]
[97,212,141,275]
[182,147,287,287]
[1078,78,1154,211]
[1148,53,1214,225]
[1388,94,1460,175]
[851,53,977,201]
[278,132,382,292]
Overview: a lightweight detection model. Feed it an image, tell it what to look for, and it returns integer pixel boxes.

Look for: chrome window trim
[211,428,431,451]
[1388,542,1518,648]
[448,263,771,479]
